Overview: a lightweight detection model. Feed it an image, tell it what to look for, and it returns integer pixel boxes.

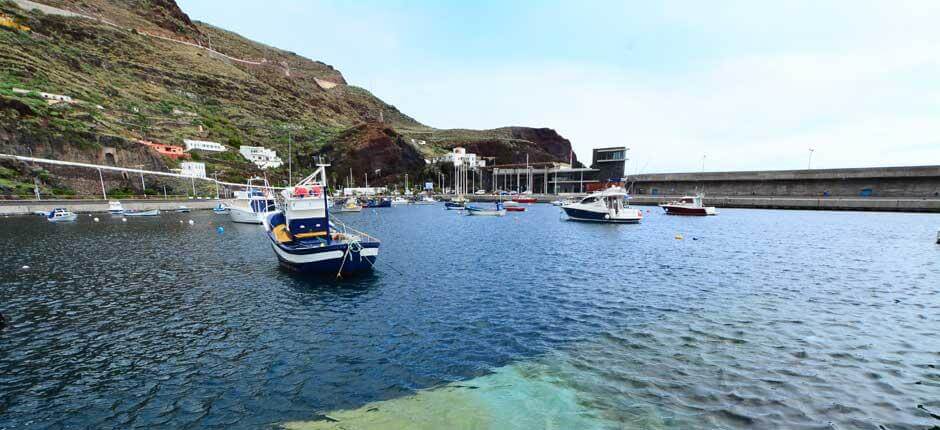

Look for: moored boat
[212,203,229,214]
[513,196,537,204]
[176,206,191,213]
[413,196,437,205]
[263,164,380,275]
[229,179,276,224]
[391,196,410,205]
[503,200,526,212]
[660,194,717,216]
[46,208,77,222]
[465,201,506,216]
[362,197,391,208]
[339,198,363,212]
[561,187,642,223]
[124,209,161,217]
[108,200,125,215]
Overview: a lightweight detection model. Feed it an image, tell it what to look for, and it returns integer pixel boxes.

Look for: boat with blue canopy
[263,164,380,276]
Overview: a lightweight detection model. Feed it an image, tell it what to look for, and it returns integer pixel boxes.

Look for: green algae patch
[282,362,611,430]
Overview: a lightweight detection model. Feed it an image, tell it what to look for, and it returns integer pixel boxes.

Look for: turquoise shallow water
[1,206,939,429]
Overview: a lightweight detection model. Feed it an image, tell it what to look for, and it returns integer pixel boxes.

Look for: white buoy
[188,220,194,225]
[93,217,99,222]
[21,265,29,269]
[122,218,127,222]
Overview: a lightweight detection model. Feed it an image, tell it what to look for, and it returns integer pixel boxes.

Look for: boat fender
[188,220,194,225]
[93,217,99,222]
[604,214,610,220]
[122,218,127,222]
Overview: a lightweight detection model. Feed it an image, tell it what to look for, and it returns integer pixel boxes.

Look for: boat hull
[124,210,160,217]
[505,206,526,212]
[47,214,77,222]
[562,207,641,223]
[267,234,380,275]
[229,207,266,224]
[661,205,716,216]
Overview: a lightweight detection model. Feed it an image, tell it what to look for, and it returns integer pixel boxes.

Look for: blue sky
[178,0,940,172]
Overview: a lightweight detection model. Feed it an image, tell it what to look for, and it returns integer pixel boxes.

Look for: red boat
[512,196,537,204]
[504,201,527,212]
[660,194,717,216]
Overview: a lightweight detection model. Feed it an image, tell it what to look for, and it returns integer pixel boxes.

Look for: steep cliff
[0,0,578,196]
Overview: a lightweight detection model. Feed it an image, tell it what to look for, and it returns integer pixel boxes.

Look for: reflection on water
[1,207,939,429]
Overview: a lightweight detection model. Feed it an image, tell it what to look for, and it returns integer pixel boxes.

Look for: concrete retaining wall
[0,199,218,215]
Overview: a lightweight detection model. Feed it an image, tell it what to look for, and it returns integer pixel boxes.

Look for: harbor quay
[0,198,218,215]
[463,193,940,213]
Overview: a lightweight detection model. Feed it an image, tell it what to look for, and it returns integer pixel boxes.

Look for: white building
[180,161,206,178]
[183,139,226,152]
[239,145,283,169]
[433,147,486,168]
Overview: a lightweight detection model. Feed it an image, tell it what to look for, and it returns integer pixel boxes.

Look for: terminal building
[486,146,627,194]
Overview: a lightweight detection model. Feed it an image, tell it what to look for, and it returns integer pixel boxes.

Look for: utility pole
[701,154,706,173]
[98,168,107,200]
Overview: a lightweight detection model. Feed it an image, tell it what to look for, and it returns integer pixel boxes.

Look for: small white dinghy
[46,208,77,222]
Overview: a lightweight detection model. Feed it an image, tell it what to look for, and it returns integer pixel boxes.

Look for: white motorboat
[391,196,410,205]
[263,164,380,275]
[176,206,191,213]
[413,196,437,205]
[124,209,160,217]
[46,208,77,222]
[561,187,642,223]
[228,178,276,224]
[660,194,717,216]
[108,200,125,215]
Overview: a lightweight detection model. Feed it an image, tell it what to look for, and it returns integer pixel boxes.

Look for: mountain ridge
[0,0,578,196]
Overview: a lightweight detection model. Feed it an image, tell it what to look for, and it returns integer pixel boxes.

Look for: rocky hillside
[0,0,578,197]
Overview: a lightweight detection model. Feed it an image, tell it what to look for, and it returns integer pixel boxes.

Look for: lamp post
[701,154,706,173]
[807,148,815,170]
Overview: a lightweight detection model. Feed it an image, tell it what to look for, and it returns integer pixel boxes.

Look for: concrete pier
[462,194,940,213]
[0,199,218,215]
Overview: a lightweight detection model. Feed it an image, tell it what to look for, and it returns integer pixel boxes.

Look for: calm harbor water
[1,205,938,429]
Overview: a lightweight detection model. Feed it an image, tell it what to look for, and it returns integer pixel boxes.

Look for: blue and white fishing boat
[46,208,77,222]
[263,164,380,276]
[561,186,643,223]
[465,201,505,217]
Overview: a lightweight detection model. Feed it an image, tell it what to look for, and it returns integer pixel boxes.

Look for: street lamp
[807,148,815,170]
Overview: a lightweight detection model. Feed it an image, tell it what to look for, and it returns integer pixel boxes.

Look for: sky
[177,0,940,173]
